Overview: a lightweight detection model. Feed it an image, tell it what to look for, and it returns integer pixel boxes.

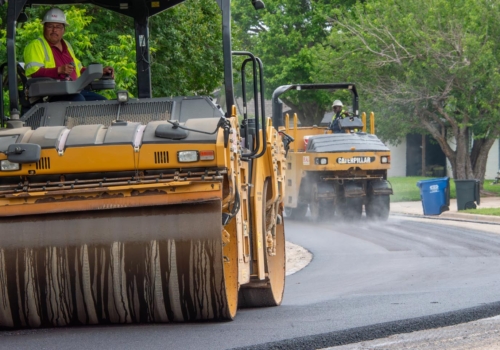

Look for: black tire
[464,201,477,210]
[366,195,390,221]
[287,203,308,220]
[339,197,363,221]
[310,200,335,222]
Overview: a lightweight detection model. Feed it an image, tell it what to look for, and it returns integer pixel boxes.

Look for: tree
[149,0,223,97]
[318,0,500,181]
[232,0,356,126]
[1,0,224,99]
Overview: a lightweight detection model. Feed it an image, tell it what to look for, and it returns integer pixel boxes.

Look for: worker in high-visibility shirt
[24,8,114,102]
[329,100,350,133]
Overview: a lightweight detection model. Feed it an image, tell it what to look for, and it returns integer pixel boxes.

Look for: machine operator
[329,99,350,133]
[24,8,115,102]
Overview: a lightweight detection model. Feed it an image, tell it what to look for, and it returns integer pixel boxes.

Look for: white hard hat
[332,99,343,107]
[42,8,69,26]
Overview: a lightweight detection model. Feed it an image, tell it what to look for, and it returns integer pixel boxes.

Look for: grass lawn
[388,176,500,202]
[461,208,500,216]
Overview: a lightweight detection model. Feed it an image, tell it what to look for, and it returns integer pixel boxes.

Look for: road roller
[0,0,286,328]
[272,83,392,222]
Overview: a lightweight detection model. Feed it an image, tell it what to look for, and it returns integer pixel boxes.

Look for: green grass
[461,208,500,216]
[388,176,500,202]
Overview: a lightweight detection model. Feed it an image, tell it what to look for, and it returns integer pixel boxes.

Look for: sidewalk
[391,197,500,224]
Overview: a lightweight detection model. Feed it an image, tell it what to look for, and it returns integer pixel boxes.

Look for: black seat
[3,63,115,117]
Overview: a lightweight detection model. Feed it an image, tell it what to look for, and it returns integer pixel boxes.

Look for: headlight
[381,156,390,164]
[117,90,129,103]
[0,160,20,171]
[315,157,328,165]
[178,151,199,163]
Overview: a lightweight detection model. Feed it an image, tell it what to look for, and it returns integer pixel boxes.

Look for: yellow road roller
[272,83,392,222]
[0,0,286,328]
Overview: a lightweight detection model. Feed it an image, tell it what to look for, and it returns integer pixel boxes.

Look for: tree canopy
[0,0,223,98]
[232,0,357,126]
[314,0,500,180]
[2,0,500,181]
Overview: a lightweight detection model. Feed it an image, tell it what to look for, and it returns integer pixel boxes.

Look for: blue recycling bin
[416,177,450,215]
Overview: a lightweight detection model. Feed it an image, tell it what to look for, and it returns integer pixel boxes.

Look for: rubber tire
[366,195,390,221]
[339,197,363,221]
[464,201,477,210]
[310,200,335,222]
[286,203,308,220]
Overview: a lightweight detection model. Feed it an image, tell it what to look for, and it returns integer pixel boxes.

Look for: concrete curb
[391,211,500,225]
[391,197,500,225]
[440,211,500,224]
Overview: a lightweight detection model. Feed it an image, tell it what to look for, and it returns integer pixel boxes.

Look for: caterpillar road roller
[273,83,392,222]
[0,0,286,328]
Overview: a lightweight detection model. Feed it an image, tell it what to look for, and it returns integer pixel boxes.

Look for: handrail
[370,112,375,134]
[232,51,267,159]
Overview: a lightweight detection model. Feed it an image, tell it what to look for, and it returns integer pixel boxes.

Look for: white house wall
[387,141,406,177]
[485,139,499,179]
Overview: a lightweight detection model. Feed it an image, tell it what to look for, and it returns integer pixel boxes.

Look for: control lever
[65,61,75,81]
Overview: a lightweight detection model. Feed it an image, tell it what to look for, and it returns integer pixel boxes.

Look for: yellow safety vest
[23,36,82,77]
[331,110,358,133]
[331,110,348,122]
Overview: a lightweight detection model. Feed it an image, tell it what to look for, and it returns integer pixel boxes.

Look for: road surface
[1,216,500,349]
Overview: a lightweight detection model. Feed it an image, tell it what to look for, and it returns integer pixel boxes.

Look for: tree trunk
[422,120,496,182]
[472,137,497,187]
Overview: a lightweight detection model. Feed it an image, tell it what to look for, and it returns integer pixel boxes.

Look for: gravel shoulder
[285,241,312,276]
[328,315,500,350]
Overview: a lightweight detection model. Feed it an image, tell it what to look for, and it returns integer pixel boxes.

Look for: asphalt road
[1,216,500,350]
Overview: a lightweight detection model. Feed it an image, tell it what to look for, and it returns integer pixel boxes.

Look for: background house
[236,97,500,180]
[387,138,500,179]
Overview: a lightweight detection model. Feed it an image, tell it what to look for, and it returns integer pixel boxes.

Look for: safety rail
[232,51,267,159]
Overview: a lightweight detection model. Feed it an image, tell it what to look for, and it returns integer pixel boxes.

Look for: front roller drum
[0,200,238,328]
[239,179,285,308]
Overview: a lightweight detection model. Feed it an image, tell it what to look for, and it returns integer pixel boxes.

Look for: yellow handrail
[362,112,367,133]
[370,112,375,135]
[293,113,298,152]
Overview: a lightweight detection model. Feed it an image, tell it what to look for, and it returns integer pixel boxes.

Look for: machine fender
[343,181,365,198]
[368,179,393,196]
[314,181,336,200]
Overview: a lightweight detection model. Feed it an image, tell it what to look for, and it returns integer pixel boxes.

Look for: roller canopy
[6,0,186,20]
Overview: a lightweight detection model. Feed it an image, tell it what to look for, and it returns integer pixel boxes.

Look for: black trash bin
[454,179,480,210]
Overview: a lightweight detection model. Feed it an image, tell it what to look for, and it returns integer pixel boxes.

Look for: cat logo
[336,156,375,164]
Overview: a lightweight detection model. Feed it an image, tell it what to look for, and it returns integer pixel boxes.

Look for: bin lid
[416,177,449,188]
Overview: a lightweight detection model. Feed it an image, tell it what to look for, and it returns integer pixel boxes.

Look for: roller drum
[0,200,234,328]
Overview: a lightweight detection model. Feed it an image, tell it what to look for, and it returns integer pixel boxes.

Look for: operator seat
[16,63,115,115]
